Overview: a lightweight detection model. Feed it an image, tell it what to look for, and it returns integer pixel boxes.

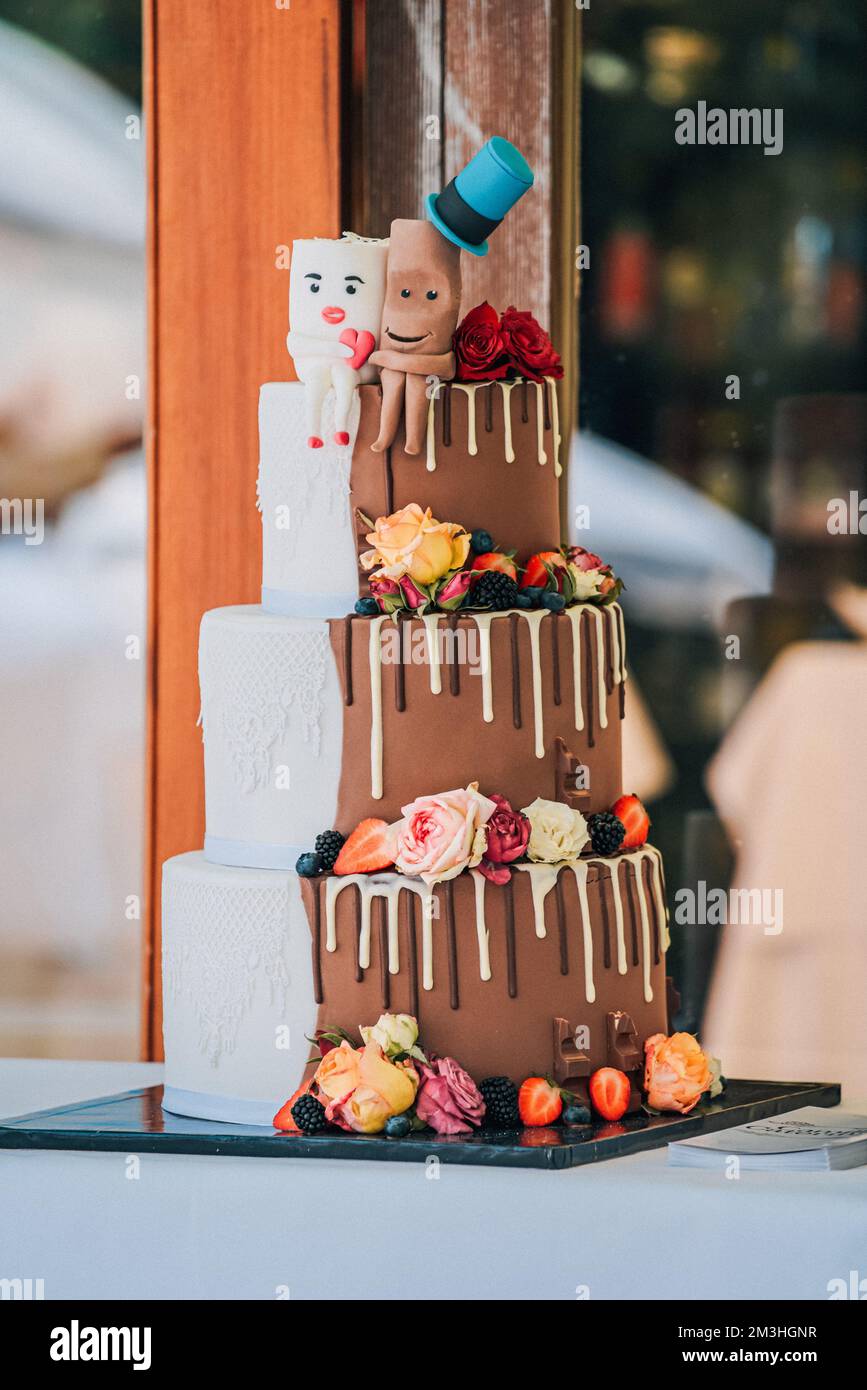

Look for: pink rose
[415,1055,486,1134]
[399,574,427,609]
[566,545,605,572]
[480,795,530,883]
[394,783,496,885]
[644,1033,712,1115]
[435,569,473,610]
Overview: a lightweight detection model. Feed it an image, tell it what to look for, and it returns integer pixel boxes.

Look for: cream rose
[567,563,605,601]
[361,504,470,586]
[521,797,589,863]
[394,783,496,885]
[360,1012,420,1058]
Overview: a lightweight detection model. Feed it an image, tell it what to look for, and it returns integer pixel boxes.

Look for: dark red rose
[480,794,530,884]
[566,545,604,572]
[453,302,509,382]
[500,306,563,382]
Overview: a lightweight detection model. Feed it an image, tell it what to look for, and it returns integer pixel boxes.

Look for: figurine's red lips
[386,329,431,343]
[321,306,346,324]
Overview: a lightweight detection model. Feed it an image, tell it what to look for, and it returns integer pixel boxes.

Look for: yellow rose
[361,504,469,586]
[314,1039,361,1101]
[520,797,589,863]
[360,1012,419,1058]
[314,1040,418,1135]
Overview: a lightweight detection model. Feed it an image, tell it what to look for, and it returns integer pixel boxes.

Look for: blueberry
[355,598,379,617]
[384,1114,412,1138]
[542,591,566,612]
[522,585,544,603]
[515,592,533,609]
[470,529,494,555]
[295,852,323,878]
[562,1104,592,1126]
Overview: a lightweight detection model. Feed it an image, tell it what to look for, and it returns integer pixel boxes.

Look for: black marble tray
[0,1080,841,1170]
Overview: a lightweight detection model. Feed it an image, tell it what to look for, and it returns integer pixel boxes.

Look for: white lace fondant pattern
[163,875,293,1067]
[201,624,329,793]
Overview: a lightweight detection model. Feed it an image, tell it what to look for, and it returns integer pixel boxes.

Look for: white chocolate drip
[608,603,622,685]
[368,615,387,798]
[587,605,608,730]
[564,604,615,733]
[565,605,585,731]
[519,607,548,758]
[321,847,665,995]
[452,383,479,456]
[425,381,442,472]
[617,603,628,681]
[421,612,442,694]
[499,381,517,462]
[470,869,492,980]
[534,381,548,465]
[470,612,496,722]
[546,376,562,477]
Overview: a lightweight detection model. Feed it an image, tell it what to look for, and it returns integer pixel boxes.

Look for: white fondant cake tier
[161,852,316,1126]
[199,605,341,870]
[258,381,359,618]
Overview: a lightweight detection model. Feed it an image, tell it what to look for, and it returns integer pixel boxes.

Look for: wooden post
[143,0,345,1058]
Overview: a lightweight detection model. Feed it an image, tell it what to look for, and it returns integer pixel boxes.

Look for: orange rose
[361,504,470,586]
[314,1040,418,1134]
[644,1032,712,1114]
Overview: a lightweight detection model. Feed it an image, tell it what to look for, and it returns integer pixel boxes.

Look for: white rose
[708,1055,724,1099]
[360,1012,419,1057]
[568,564,604,601]
[521,797,589,863]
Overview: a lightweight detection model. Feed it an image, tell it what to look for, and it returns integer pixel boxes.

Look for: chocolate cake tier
[351,378,563,575]
[331,604,627,829]
[302,846,669,1085]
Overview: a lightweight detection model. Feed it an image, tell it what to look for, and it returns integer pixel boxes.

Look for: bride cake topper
[286,233,388,449]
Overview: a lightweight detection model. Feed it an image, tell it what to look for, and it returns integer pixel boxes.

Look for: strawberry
[589,1067,631,1121]
[610,794,650,849]
[520,550,567,591]
[273,1078,313,1132]
[470,551,518,580]
[518,1076,563,1127]
[333,818,397,875]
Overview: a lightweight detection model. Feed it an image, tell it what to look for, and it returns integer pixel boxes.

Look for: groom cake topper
[370,136,535,455]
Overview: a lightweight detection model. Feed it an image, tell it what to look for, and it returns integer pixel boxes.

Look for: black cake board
[0,1080,840,1171]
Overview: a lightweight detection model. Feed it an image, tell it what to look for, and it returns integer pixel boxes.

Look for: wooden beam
[143,0,345,1059]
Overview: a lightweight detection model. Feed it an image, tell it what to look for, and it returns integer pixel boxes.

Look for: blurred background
[1,0,865,1090]
[0,0,144,1057]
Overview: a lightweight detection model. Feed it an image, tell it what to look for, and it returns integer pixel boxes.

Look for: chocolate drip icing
[650,859,661,964]
[343,621,354,706]
[394,612,406,712]
[542,381,552,431]
[352,885,364,982]
[405,891,419,1019]
[604,621,614,697]
[521,380,529,423]
[505,878,517,998]
[442,382,452,446]
[448,613,460,695]
[377,897,390,1009]
[619,682,626,720]
[551,611,561,705]
[626,864,640,968]
[601,873,612,970]
[311,886,323,1004]
[445,880,459,1010]
[509,613,522,729]
[384,447,394,515]
[582,614,596,748]
[555,874,568,975]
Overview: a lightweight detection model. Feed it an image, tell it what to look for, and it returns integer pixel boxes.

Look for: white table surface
[1,1059,864,1301]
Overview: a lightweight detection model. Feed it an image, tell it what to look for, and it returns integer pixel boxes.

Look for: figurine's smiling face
[289,237,388,341]
[380,220,462,354]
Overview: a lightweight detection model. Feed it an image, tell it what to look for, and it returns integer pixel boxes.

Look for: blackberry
[314,829,345,871]
[472,570,519,611]
[479,1076,520,1127]
[295,851,323,878]
[384,1114,412,1138]
[588,812,625,856]
[355,597,379,616]
[291,1093,327,1134]
[470,528,494,555]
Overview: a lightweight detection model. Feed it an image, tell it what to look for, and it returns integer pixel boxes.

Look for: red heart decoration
[340,328,376,372]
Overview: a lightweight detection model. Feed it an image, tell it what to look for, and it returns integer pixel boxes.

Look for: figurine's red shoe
[307,435,324,449]
[334,431,350,446]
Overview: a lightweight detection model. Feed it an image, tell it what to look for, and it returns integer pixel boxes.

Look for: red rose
[453,302,509,382]
[480,794,530,883]
[500,306,563,382]
[566,545,604,573]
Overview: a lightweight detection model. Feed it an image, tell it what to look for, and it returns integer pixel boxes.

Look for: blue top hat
[426,136,534,257]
